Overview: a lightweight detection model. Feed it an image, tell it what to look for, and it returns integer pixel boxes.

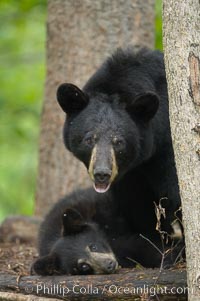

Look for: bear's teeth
[93,183,111,194]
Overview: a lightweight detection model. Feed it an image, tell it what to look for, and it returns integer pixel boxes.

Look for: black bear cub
[32,188,184,275]
[32,190,118,275]
[56,47,182,245]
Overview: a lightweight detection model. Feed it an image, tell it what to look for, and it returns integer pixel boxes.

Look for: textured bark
[0,269,187,300]
[35,0,155,216]
[163,1,200,300]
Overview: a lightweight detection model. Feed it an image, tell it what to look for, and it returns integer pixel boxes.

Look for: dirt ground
[0,242,38,277]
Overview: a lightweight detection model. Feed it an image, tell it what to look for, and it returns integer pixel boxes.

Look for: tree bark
[35,0,155,216]
[163,1,200,300]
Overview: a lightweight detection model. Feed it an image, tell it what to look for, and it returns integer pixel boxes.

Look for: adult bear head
[57,83,159,193]
[56,48,162,193]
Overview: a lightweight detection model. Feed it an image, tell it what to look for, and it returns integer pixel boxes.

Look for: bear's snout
[88,144,118,193]
[94,168,111,184]
[93,169,112,194]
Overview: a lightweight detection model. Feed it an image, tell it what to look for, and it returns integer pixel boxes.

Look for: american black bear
[31,189,118,275]
[56,47,181,239]
[32,188,182,275]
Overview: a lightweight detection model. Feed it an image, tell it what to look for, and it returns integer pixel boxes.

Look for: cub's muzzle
[78,248,118,274]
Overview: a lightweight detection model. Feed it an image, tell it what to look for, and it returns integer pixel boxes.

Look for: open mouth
[93,182,111,193]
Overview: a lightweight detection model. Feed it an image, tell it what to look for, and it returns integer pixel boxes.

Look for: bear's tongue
[93,182,111,193]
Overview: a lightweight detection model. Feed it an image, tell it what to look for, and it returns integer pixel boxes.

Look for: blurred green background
[0,0,46,220]
[0,0,162,221]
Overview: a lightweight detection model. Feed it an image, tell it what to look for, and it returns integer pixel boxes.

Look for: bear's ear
[62,208,87,236]
[31,253,60,275]
[127,92,159,122]
[56,83,89,115]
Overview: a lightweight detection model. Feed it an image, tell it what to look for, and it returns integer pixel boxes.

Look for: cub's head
[32,208,118,275]
[57,83,159,193]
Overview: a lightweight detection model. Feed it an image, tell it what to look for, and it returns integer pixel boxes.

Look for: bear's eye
[89,243,98,252]
[79,263,90,271]
[77,262,93,275]
[112,137,125,148]
[85,137,93,146]
[83,134,96,147]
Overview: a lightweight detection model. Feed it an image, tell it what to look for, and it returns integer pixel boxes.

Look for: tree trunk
[35,0,155,216]
[163,1,200,300]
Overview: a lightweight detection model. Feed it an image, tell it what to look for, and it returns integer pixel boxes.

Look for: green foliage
[0,0,46,220]
[0,0,162,221]
[155,0,163,50]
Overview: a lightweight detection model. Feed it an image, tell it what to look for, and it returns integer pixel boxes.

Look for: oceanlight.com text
[26,283,190,297]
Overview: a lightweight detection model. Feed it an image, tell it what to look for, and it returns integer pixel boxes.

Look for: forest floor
[0,241,188,301]
[0,216,187,300]
[0,242,37,277]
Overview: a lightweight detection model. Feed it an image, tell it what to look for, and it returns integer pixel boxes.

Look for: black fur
[55,47,184,272]
[32,191,118,276]
[32,189,184,275]
[57,47,181,231]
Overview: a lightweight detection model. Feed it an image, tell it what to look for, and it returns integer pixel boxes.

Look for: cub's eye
[77,262,93,275]
[89,243,98,252]
[79,263,90,271]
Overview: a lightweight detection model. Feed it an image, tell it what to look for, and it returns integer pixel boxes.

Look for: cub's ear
[127,92,159,122]
[31,253,60,275]
[56,83,89,114]
[62,208,87,236]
